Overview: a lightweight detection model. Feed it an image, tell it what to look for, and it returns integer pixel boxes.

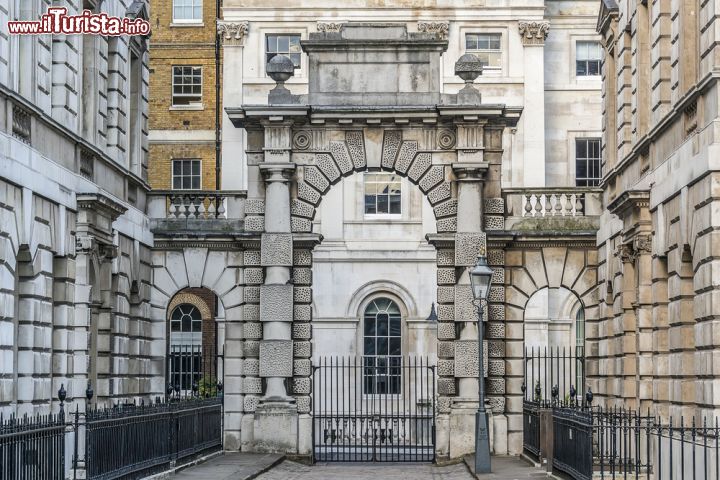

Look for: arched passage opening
[523,286,585,402]
[166,288,223,397]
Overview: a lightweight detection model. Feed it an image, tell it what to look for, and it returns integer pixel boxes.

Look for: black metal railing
[0,410,66,480]
[523,346,586,406]
[552,406,594,480]
[522,400,541,459]
[84,396,222,480]
[545,404,720,480]
[312,356,436,463]
[167,343,222,400]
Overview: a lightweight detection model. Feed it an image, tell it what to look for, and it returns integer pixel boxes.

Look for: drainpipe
[214,0,221,190]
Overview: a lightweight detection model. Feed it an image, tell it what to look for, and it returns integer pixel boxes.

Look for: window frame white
[265,33,302,71]
[575,40,602,78]
[362,297,403,396]
[464,32,503,72]
[172,0,203,24]
[363,172,402,218]
[172,159,202,190]
[171,65,203,108]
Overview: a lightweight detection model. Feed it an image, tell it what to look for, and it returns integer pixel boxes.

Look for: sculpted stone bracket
[75,192,127,255]
[518,21,550,46]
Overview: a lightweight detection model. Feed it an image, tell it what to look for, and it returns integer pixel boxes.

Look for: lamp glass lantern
[469,255,493,301]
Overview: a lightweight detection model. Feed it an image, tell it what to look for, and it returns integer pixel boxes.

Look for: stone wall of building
[594,0,720,421]
[0,0,154,417]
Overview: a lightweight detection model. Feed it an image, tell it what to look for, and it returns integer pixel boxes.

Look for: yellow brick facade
[148,0,220,190]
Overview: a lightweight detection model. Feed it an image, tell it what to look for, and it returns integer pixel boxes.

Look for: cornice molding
[607,190,650,217]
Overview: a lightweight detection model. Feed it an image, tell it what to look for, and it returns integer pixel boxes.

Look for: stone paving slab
[254,461,475,480]
[464,455,549,479]
[168,452,284,480]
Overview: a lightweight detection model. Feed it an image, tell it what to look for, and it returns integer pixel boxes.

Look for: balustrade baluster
[523,194,532,217]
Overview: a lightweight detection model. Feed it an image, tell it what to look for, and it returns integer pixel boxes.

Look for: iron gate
[312,356,436,462]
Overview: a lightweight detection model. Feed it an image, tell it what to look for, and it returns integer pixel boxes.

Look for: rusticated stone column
[447,163,489,459]
[255,162,299,453]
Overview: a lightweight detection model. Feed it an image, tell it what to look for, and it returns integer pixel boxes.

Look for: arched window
[169,304,202,391]
[363,297,402,394]
[575,306,585,388]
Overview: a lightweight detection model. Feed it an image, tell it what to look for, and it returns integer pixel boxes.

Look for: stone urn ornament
[267,55,296,104]
[454,53,483,104]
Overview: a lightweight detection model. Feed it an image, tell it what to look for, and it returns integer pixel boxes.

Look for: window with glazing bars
[465,33,502,69]
[364,173,401,215]
[575,138,602,186]
[266,34,302,68]
[169,304,202,391]
[173,0,202,22]
[363,298,402,395]
[172,66,202,106]
[172,159,201,190]
[576,41,601,76]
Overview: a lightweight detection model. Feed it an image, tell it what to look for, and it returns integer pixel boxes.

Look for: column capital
[317,21,343,33]
[452,162,489,181]
[259,163,296,183]
[417,21,450,39]
[634,234,653,256]
[217,21,248,46]
[615,243,636,264]
[518,21,550,46]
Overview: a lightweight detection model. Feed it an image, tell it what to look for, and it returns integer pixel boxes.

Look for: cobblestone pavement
[254,461,475,480]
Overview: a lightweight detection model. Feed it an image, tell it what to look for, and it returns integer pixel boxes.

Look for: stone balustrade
[503,188,602,231]
[147,190,247,220]
[504,188,602,218]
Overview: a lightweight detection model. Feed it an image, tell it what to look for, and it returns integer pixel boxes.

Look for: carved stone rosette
[518,21,550,46]
[417,21,450,39]
[217,21,249,45]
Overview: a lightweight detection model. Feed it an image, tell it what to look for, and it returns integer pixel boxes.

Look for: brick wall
[148,0,220,190]
[149,143,216,190]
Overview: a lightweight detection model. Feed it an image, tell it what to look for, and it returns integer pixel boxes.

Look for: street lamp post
[469,255,494,474]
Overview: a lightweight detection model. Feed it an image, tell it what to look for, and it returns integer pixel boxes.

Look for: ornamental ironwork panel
[312,356,436,462]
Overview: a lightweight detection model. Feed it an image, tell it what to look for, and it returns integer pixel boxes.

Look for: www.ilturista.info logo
[8,7,150,36]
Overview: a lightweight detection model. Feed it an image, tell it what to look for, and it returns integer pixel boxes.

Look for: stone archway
[503,245,599,454]
[149,246,246,449]
[289,129,456,235]
[225,20,522,459]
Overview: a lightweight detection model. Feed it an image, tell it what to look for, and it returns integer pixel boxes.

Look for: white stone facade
[0,0,153,418]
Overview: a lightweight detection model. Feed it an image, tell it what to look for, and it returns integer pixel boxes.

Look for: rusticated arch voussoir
[291,129,457,234]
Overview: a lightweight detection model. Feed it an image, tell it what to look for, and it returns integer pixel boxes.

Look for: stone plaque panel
[261,233,293,266]
[260,284,293,322]
[259,340,294,377]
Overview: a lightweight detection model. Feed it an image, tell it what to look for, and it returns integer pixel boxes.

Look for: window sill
[170,21,204,27]
[170,105,205,111]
